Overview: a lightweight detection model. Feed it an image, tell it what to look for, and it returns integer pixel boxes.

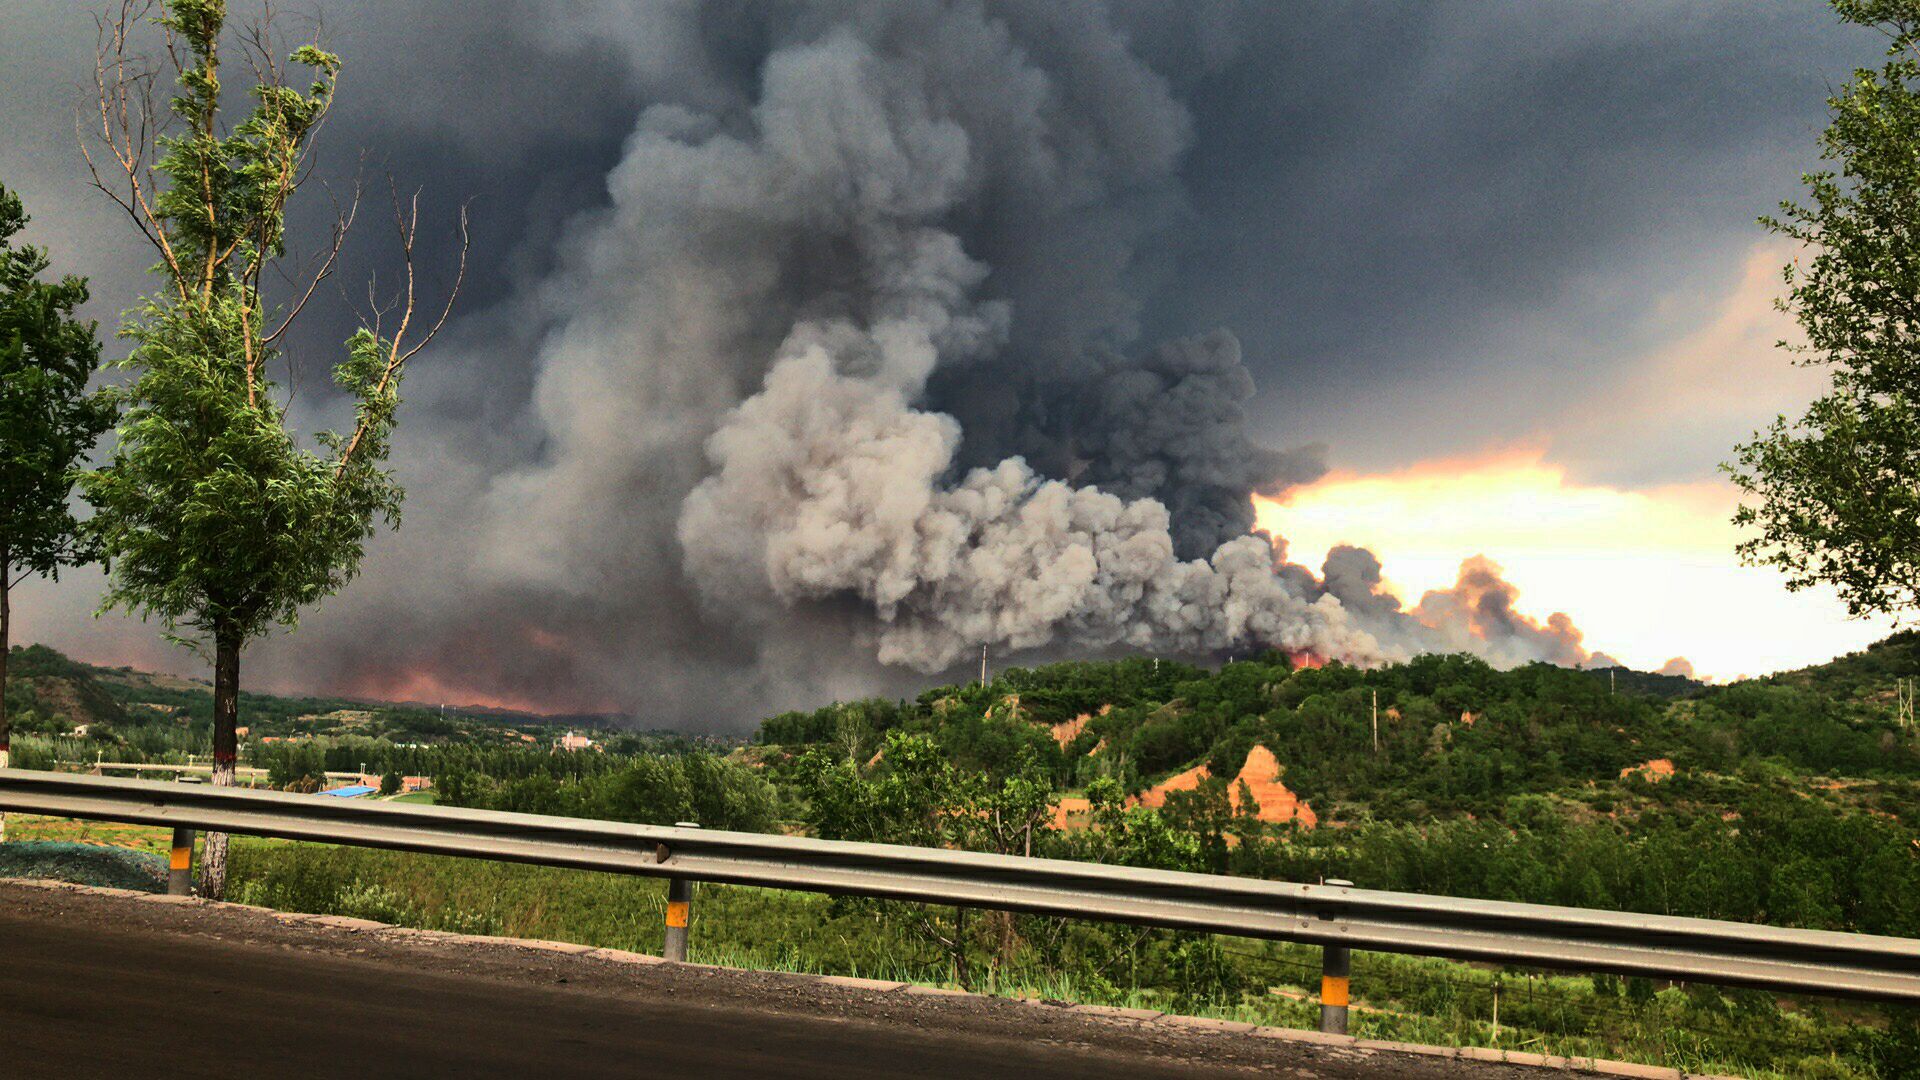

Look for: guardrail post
[1319,878,1353,1035]
[167,827,196,896]
[663,821,698,962]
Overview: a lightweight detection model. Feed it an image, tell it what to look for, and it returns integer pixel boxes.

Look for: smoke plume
[1657,657,1697,678]
[285,1,1605,725]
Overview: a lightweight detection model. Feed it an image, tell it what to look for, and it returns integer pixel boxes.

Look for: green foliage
[797,731,1054,856]
[438,751,776,833]
[82,2,421,651]
[85,298,396,641]
[0,182,113,587]
[794,730,1058,986]
[1729,0,1920,617]
[0,180,115,747]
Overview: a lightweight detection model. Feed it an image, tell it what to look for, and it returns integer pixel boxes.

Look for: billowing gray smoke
[291,1,1604,724]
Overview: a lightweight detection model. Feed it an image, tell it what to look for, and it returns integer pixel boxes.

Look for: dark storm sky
[0,1,1878,715]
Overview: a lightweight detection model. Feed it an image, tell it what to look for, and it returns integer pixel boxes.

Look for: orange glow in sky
[1253,447,1893,681]
[329,667,602,717]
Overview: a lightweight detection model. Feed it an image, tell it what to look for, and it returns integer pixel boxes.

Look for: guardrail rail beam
[2,769,1917,1002]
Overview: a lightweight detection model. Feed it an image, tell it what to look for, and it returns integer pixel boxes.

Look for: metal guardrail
[2,767,1917,1002]
[61,761,361,781]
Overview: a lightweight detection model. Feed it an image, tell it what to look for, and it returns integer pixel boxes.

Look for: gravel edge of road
[0,876,1733,1080]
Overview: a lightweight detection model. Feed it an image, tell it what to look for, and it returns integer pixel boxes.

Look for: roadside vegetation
[7,630,1920,1076]
[2,811,1907,1079]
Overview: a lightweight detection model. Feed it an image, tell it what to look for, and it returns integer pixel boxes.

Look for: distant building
[556,730,597,753]
[401,775,432,793]
[318,784,377,798]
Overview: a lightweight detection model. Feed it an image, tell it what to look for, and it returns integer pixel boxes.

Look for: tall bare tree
[79,0,466,897]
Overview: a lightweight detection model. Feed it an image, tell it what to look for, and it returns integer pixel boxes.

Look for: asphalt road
[0,879,1544,1080]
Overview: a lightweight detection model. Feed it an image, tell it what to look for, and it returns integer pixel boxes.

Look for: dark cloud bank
[3,2,1862,727]
[259,0,1629,725]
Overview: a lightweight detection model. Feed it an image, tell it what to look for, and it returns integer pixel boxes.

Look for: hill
[3,644,129,734]
[752,640,1920,829]
[2,643,634,758]
[1760,629,1920,702]
[1582,664,1703,699]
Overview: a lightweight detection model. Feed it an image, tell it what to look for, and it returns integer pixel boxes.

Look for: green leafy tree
[79,1,465,897]
[0,183,115,794]
[799,731,1059,986]
[1729,0,1920,616]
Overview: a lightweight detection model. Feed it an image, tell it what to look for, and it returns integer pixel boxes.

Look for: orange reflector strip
[666,901,690,928]
[169,847,192,871]
[1321,976,1349,1007]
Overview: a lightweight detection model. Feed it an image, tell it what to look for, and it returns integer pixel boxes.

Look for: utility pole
[980,644,988,687]
[1610,669,1616,695]
[1371,689,1379,755]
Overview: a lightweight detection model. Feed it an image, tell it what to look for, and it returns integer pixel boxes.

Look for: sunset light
[1254,449,1894,681]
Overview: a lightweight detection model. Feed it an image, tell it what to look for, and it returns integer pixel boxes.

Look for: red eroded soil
[1229,746,1318,827]
[1619,758,1675,782]
[1051,796,1093,830]
[1050,715,1088,749]
[1049,705,1111,752]
[1056,745,1316,831]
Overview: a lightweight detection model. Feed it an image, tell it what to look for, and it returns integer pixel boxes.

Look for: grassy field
[3,813,1899,1078]
[390,791,437,804]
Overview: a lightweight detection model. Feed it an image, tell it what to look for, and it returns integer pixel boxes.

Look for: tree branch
[82,1,191,303]
[262,172,360,347]
[331,193,469,482]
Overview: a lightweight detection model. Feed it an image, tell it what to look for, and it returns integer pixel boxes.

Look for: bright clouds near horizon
[1253,448,1893,681]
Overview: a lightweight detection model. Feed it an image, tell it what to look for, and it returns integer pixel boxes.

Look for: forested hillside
[0,643,651,771]
[753,635,1920,937]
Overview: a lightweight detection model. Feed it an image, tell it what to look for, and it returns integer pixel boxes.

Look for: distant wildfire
[333,668,597,717]
[1254,448,1737,676]
[255,6,1702,726]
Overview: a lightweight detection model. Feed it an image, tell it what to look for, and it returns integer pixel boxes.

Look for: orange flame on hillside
[337,667,606,716]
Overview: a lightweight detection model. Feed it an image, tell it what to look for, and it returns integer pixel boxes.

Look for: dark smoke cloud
[320,0,1596,716]
[1,1,1857,726]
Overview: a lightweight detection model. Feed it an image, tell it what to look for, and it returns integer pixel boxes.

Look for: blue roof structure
[319,785,377,798]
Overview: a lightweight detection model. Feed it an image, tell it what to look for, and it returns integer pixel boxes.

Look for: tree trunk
[1,564,11,845]
[199,626,242,899]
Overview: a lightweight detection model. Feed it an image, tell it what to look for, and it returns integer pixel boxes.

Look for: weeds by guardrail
[2,766,1917,1032]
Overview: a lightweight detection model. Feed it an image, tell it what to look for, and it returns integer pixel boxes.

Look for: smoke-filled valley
[249,1,1624,727]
